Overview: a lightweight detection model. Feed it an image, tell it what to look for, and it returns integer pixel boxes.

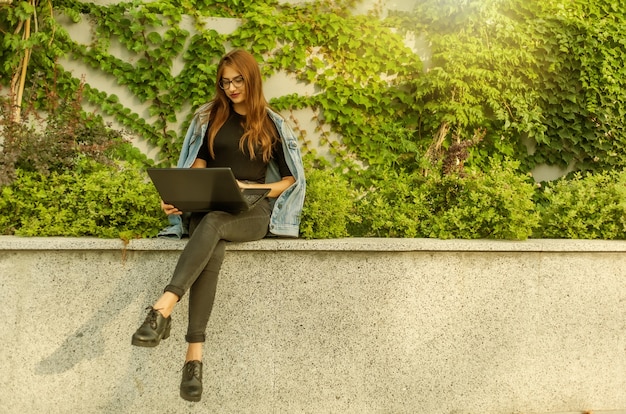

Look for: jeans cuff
[164,284,185,300]
[185,333,206,343]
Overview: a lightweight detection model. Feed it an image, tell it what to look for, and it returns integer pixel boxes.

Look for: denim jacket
[157,104,306,238]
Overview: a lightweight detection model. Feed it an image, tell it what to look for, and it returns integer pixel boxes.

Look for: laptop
[147,167,271,213]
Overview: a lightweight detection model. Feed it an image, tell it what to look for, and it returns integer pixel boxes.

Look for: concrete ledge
[1,236,625,413]
[5,235,626,251]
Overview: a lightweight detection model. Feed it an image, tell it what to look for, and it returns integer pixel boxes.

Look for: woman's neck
[233,103,246,115]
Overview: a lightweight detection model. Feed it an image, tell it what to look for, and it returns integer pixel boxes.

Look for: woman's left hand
[236,176,294,198]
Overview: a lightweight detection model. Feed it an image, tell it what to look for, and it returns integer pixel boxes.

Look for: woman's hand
[236,176,295,198]
[160,158,203,216]
[236,180,249,190]
[161,200,182,216]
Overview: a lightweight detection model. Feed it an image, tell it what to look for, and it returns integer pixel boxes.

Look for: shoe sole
[180,392,201,402]
[131,337,160,347]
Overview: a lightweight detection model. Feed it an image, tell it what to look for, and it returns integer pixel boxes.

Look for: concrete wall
[1,236,625,413]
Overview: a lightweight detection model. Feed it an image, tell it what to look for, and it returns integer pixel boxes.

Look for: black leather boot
[180,360,203,402]
[131,307,171,347]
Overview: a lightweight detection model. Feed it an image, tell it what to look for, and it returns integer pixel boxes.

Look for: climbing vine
[388,0,626,173]
[3,0,626,174]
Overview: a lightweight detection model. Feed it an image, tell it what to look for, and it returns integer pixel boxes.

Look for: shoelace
[144,306,160,329]
[183,361,202,380]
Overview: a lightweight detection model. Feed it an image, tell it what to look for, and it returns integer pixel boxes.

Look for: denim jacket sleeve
[266,108,306,238]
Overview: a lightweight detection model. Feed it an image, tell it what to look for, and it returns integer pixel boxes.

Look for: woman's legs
[140,200,271,347]
[184,239,226,344]
[135,201,271,400]
[168,207,269,289]
[173,203,270,402]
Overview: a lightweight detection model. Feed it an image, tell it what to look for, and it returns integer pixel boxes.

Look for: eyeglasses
[219,76,244,90]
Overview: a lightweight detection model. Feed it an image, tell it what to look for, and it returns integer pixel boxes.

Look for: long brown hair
[198,49,277,162]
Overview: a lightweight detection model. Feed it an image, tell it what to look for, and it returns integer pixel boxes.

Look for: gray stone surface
[1,236,625,413]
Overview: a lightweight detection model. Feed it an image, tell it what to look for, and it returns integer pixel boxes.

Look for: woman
[131,49,305,402]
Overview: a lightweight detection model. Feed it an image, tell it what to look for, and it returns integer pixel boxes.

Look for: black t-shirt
[196,112,292,183]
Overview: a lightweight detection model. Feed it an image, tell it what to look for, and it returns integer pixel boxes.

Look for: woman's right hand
[161,200,182,216]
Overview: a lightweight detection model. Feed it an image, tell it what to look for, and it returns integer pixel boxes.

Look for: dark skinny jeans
[164,199,271,343]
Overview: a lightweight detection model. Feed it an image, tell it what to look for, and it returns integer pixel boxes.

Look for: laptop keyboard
[243,193,265,205]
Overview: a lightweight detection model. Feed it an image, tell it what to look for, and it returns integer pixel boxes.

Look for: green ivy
[4,0,626,174]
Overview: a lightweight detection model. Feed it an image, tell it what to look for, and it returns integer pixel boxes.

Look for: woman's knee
[189,211,229,236]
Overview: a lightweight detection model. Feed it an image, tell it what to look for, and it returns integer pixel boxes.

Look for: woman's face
[221,65,247,114]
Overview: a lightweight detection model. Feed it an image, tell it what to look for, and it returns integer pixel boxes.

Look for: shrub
[0,86,165,239]
[420,160,539,240]
[535,170,626,239]
[0,85,148,187]
[351,159,539,239]
[350,168,428,237]
[0,158,166,239]
[299,167,356,239]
